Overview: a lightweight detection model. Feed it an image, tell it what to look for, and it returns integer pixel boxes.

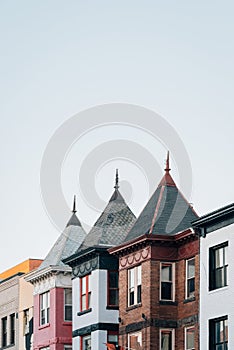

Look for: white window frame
[160,329,175,350]
[128,331,142,349]
[64,288,72,321]
[185,258,195,299]
[184,326,195,350]
[160,262,175,301]
[81,334,91,350]
[40,291,50,325]
[128,265,142,306]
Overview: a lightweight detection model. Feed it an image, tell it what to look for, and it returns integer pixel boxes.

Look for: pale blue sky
[0,1,234,272]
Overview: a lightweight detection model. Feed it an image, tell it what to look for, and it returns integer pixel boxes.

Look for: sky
[0,1,234,272]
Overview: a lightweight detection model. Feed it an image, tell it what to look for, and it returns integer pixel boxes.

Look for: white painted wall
[73,269,119,349]
[200,223,234,349]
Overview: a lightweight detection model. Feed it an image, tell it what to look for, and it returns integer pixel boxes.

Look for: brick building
[110,154,199,350]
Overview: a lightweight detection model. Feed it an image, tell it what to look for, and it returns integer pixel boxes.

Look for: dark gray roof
[125,170,198,241]
[39,213,86,270]
[77,188,136,253]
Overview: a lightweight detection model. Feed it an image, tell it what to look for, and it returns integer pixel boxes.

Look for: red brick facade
[110,231,199,350]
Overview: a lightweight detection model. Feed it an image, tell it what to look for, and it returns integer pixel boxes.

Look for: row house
[64,171,136,350]
[192,203,234,350]
[0,259,42,350]
[109,154,199,350]
[26,199,86,350]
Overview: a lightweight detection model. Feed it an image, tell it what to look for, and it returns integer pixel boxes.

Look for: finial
[114,169,119,189]
[165,151,171,172]
[72,195,77,213]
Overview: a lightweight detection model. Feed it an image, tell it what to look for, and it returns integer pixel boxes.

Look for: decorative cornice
[119,247,151,270]
[25,265,71,285]
[72,254,118,278]
[73,322,119,338]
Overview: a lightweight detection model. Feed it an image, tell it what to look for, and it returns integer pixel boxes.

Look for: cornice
[25,265,71,285]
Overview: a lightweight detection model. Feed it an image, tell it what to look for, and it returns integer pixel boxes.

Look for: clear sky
[0,1,234,272]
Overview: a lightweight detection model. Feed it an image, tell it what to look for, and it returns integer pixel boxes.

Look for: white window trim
[40,291,50,326]
[184,326,195,350]
[128,331,142,349]
[160,328,175,350]
[185,258,195,299]
[64,288,72,322]
[160,262,175,301]
[128,265,141,307]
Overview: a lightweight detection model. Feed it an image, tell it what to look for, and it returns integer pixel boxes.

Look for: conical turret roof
[77,170,136,253]
[39,196,86,269]
[125,153,198,242]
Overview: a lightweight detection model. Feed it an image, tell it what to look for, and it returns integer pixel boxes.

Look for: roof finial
[72,195,77,213]
[165,151,171,172]
[114,169,119,190]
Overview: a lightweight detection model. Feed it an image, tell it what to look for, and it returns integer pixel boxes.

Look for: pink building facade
[26,201,86,350]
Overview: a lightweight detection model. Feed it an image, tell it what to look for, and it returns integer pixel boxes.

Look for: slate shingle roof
[77,188,136,253]
[124,154,198,241]
[39,210,86,270]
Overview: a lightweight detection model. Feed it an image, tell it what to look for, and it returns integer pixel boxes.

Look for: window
[107,332,118,347]
[128,332,142,350]
[108,271,119,306]
[186,258,195,298]
[40,291,50,325]
[209,242,228,291]
[2,316,7,347]
[64,346,72,350]
[23,309,30,334]
[128,265,141,306]
[160,263,174,301]
[185,327,195,350]
[10,314,15,345]
[160,329,174,350]
[80,275,91,311]
[64,289,72,321]
[209,316,228,350]
[81,334,91,350]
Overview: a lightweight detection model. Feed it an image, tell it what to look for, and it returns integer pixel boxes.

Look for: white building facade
[193,203,234,350]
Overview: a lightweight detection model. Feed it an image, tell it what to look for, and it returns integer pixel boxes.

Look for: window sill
[126,303,142,311]
[209,285,228,294]
[62,321,72,325]
[1,345,15,350]
[106,305,119,310]
[159,300,178,306]
[39,323,50,330]
[183,296,195,304]
[77,308,92,316]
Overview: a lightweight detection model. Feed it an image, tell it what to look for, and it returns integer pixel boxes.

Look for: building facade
[26,200,86,350]
[64,172,136,350]
[193,203,234,350]
[0,259,42,350]
[110,155,199,350]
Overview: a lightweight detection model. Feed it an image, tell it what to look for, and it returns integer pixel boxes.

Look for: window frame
[160,262,175,301]
[209,241,228,291]
[107,270,119,307]
[23,309,30,335]
[40,291,50,326]
[80,275,91,312]
[209,315,228,350]
[10,313,15,345]
[81,334,91,350]
[107,331,118,347]
[128,265,142,307]
[185,326,195,350]
[64,288,72,321]
[2,316,7,348]
[128,331,142,349]
[186,258,195,299]
[160,328,175,350]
